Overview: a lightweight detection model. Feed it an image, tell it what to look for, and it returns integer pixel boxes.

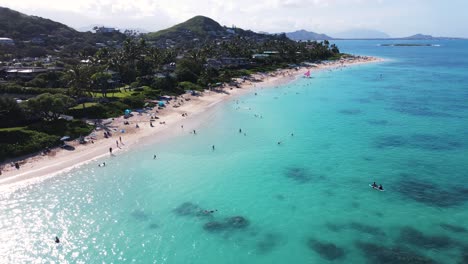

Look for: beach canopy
[124,109,131,115]
[158,101,165,107]
[60,136,71,141]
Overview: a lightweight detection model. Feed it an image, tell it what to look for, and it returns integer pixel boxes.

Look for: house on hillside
[96,27,118,33]
[0,37,14,45]
[4,66,63,80]
[31,37,45,45]
[252,54,269,59]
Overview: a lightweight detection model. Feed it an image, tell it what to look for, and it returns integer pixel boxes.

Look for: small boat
[369,184,385,192]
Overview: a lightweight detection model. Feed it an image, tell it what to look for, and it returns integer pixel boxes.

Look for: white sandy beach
[0,56,382,187]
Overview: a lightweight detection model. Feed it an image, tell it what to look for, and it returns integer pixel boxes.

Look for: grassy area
[69,102,98,109]
[91,88,134,98]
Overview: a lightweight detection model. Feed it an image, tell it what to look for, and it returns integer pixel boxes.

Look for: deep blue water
[1,39,468,263]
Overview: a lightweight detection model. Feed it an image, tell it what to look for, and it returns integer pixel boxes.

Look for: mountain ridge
[284,30,333,41]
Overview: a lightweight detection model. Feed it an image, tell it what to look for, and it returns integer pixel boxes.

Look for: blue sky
[0,0,466,37]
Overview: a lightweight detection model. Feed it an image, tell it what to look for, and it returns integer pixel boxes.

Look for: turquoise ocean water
[1,40,468,263]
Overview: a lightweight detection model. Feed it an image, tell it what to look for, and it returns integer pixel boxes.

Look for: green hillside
[147,16,224,39]
[0,7,79,40]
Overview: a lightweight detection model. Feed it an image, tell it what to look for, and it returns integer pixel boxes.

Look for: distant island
[279,29,464,41]
[379,43,436,47]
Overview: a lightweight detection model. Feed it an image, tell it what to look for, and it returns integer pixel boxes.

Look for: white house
[0,37,14,45]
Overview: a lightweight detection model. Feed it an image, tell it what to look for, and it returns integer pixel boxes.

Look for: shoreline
[0,56,383,188]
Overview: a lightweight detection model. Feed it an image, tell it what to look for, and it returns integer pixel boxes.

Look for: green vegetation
[26,119,94,138]
[0,7,128,60]
[147,16,224,39]
[0,120,93,161]
[26,93,75,121]
[0,127,58,161]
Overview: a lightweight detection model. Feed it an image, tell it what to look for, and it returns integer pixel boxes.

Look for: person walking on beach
[116,140,119,148]
[109,147,113,154]
[119,136,122,144]
[193,129,196,134]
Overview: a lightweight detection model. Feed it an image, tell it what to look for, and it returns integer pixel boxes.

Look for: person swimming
[379,184,384,190]
[55,236,60,243]
[372,182,377,188]
[98,162,106,167]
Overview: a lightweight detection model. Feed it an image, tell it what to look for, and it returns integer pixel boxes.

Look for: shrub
[0,127,59,161]
[27,119,94,138]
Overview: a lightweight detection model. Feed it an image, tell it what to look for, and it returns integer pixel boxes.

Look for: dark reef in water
[275,194,285,200]
[284,167,313,183]
[326,222,345,232]
[255,233,282,254]
[339,109,362,115]
[367,119,389,126]
[362,156,374,161]
[130,210,150,221]
[308,239,346,261]
[439,223,467,233]
[460,248,468,264]
[389,103,456,118]
[148,223,159,229]
[354,98,372,104]
[356,241,437,264]
[349,222,385,237]
[173,202,215,218]
[173,202,201,216]
[398,226,455,250]
[374,134,462,151]
[203,221,226,232]
[396,178,468,207]
[226,216,250,229]
[203,216,250,233]
[325,222,385,237]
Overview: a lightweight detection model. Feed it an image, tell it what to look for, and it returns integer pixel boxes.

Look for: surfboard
[369,184,385,192]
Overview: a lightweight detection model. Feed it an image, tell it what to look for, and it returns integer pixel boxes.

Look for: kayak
[369,184,385,192]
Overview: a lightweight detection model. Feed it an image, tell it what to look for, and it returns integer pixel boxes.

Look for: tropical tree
[0,96,26,127]
[91,71,112,97]
[64,65,94,97]
[26,93,76,121]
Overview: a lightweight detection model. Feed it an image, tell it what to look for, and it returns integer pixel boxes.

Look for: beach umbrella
[60,136,71,141]
[158,101,165,107]
[124,109,131,115]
